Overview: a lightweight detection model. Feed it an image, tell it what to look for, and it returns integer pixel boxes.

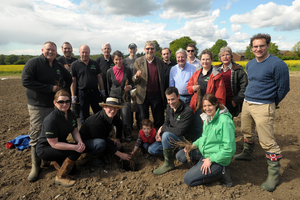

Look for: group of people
[21,33,290,192]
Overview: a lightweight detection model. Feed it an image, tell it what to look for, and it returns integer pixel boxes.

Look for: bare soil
[0,74,300,200]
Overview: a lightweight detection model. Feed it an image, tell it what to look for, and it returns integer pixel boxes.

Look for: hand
[193,85,200,92]
[124,85,131,92]
[184,146,190,153]
[75,143,85,153]
[114,139,122,150]
[52,85,61,92]
[135,70,142,78]
[155,127,162,142]
[130,151,135,156]
[200,158,212,175]
[119,152,132,160]
[71,96,77,104]
[232,100,236,107]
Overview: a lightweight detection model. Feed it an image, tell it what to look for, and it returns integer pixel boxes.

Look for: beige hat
[99,97,124,109]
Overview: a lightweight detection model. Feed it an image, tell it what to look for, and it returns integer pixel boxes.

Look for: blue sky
[0,0,299,56]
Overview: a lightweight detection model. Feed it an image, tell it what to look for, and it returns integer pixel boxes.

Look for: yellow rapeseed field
[1,60,300,74]
[0,65,24,74]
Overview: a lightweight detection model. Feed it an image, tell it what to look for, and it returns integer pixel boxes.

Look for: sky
[0,0,299,56]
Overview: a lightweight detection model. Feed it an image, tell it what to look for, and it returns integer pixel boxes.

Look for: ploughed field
[0,75,299,200]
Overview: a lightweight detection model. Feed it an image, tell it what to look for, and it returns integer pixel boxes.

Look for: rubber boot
[28,146,41,181]
[123,125,132,142]
[222,167,233,187]
[233,142,255,161]
[55,158,76,187]
[153,148,175,175]
[261,160,280,192]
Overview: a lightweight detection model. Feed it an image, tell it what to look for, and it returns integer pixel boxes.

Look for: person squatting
[22,33,289,192]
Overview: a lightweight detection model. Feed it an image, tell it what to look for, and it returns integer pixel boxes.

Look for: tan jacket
[132,55,165,105]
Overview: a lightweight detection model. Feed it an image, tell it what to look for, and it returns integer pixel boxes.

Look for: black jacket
[216,62,248,117]
[22,54,72,107]
[161,99,194,137]
[79,109,122,154]
[106,66,133,100]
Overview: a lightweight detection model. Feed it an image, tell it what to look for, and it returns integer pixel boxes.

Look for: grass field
[1,60,300,76]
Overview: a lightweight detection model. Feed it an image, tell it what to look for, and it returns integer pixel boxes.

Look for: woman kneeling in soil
[176,93,236,187]
[36,90,85,187]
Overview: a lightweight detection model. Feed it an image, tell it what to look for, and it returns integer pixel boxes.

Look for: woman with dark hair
[216,46,248,117]
[36,89,85,187]
[107,50,134,142]
[187,50,226,113]
[176,93,236,187]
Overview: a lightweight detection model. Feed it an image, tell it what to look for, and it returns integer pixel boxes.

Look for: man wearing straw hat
[80,97,131,166]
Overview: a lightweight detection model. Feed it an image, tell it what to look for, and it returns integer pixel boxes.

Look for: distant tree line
[1,38,300,65]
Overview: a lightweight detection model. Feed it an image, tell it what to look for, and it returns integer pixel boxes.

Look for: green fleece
[193,109,236,166]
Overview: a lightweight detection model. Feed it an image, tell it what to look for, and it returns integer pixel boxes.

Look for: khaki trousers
[27,105,53,146]
[241,101,281,154]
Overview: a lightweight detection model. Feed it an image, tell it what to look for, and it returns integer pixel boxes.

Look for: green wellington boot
[28,146,41,181]
[153,148,175,175]
[233,142,255,161]
[261,160,280,192]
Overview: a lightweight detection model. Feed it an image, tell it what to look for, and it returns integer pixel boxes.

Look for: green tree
[4,55,19,65]
[153,40,162,58]
[292,41,300,57]
[245,44,255,60]
[268,42,279,55]
[169,36,197,61]
[210,39,228,61]
[14,55,26,65]
[0,54,5,65]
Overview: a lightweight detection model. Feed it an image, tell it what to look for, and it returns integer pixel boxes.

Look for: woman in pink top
[107,50,134,142]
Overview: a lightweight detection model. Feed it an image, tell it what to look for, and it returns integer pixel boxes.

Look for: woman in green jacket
[176,93,236,187]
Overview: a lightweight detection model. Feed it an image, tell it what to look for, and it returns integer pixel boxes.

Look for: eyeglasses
[56,100,71,105]
[187,50,195,53]
[145,48,154,51]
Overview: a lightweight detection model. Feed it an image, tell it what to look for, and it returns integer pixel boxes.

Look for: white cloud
[160,0,212,19]
[230,0,300,31]
[220,21,226,24]
[231,24,241,32]
[224,1,232,10]
[277,36,284,40]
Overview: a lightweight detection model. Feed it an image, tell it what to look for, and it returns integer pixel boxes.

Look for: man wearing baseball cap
[80,97,131,166]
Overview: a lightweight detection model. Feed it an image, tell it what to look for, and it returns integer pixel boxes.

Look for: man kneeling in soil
[148,87,195,175]
[80,97,131,166]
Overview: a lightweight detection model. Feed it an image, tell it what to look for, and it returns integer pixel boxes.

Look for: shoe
[233,142,255,161]
[261,159,281,192]
[222,167,233,187]
[153,148,175,175]
[55,158,76,187]
[28,146,41,181]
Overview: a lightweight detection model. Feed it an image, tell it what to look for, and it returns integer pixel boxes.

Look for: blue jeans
[148,132,184,155]
[180,95,192,106]
[176,148,224,186]
[83,138,124,156]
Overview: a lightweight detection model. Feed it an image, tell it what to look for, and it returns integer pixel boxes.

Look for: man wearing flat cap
[80,97,131,166]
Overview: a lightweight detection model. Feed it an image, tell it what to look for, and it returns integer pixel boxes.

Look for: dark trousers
[138,94,164,129]
[226,101,234,118]
[176,149,223,186]
[37,145,81,174]
[79,89,102,124]
[83,138,124,156]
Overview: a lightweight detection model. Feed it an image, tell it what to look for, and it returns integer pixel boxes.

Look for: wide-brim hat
[99,97,124,109]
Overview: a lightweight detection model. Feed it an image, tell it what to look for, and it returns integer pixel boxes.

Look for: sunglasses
[56,100,71,105]
[145,48,154,51]
[187,50,195,52]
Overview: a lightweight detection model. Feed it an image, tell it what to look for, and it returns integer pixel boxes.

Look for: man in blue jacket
[233,33,290,192]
